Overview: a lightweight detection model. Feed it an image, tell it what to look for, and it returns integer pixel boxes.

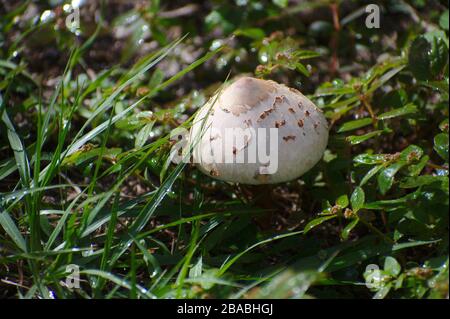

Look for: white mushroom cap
[189,76,328,185]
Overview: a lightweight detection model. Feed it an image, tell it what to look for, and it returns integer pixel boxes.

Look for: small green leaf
[408,37,430,80]
[354,154,386,165]
[338,118,372,133]
[363,194,412,210]
[408,33,449,81]
[341,218,359,240]
[234,28,265,40]
[295,62,310,77]
[336,194,349,208]
[295,50,322,60]
[378,104,417,120]
[434,133,449,161]
[316,85,355,96]
[384,256,401,277]
[116,111,154,130]
[254,269,319,298]
[135,121,155,149]
[440,10,449,30]
[347,130,384,145]
[147,68,165,97]
[377,162,405,195]
[400,176,449,190]
[350,187,365,212]
[380,89,408,109]
[304,215,337,234]
[373,283,392,299]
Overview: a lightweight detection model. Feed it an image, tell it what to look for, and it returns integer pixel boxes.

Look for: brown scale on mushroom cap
[282,135,296,142]
[274,95,285,104]
[275,120,286,128]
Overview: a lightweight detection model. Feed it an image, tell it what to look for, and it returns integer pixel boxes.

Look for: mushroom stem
[244,184,275,230]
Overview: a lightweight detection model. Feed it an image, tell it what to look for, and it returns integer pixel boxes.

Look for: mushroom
[189,76,328,185]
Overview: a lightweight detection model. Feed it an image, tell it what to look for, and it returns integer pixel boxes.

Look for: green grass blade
[0,210,27,252]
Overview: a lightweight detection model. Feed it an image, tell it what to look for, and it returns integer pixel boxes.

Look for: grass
[0,33,280,299]
[0,0,448,299]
